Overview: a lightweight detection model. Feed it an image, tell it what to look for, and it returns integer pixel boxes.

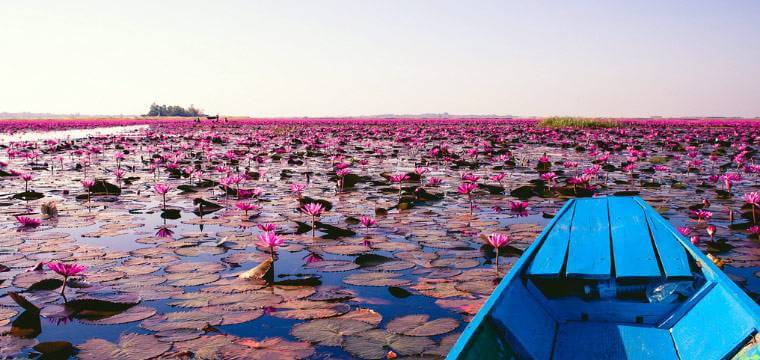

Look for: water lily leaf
[341,308,383,326]
[308,286,355,301]
[77,334,170,360]
[343,329,434,359]
[79,305,156,325]
[306,260,360,272]
[292,318,375,346]
[343,272,410,287]
[221,337,315,360]
[272,300,350,320]
[0,335,37,359]
[140,311,223,332]
[386,314,459,336]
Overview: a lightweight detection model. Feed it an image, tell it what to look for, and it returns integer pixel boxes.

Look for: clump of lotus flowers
[302,203,324,238]
[690,209,713,222]
[47,262,86,296]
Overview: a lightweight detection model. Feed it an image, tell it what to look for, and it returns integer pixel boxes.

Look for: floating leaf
[386,314,459,336]
[343,272,410,287]
[291,318,374,346]
[343,329,434,359]
[77,334,170,360]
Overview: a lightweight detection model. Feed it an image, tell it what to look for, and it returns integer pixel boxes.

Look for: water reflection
[0,125,148,143]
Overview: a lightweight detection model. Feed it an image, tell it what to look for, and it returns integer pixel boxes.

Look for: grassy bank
[538,116,620,128]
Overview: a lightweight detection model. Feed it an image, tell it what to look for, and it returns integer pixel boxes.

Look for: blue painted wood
[449,197,760,360]
[608,197,662,278]
[565,198,612,279]
[446,199,576,360]
[490,281,556,360]
[657,282,716,329]
[553,322,678,360]
[527,201,576,277]
[671,285,757,360]
[525,279,678,324]
[635,198,692,278]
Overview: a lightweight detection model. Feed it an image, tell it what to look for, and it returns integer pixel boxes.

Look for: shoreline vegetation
[537,116,620,129]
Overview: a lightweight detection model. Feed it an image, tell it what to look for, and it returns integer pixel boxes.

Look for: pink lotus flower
[154,183,171,209]
[690,235,700,245]
[302,203,324,238]
[488,234,510,275]
[81,178,95,188]
[458,182,478,215]
[677,226,691,236]
[20,172,33,192]
[487,233,511,248]
[509,201,529,212]
[257,223,277,232]
[743,192,760,224]
[236,201,259,216]
[748,225,760,237]
[16,216,41,228]
[154,183,170,194]
[258,231,284,260]
[706,224,716,240]
[389,173,409,184]
[427,177,443,186]
[691,209,713,222]
[302,203,324,216]
[156,226,174,238]
[290,183,305,198]
[540,172,557,182]
[461,173,480,183]
[47,262,86,295]
[359,216,377,229]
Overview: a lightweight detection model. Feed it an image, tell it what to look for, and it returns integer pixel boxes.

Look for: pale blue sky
[1,1,758,117]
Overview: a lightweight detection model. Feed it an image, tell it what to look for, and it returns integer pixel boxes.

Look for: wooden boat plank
[553,322,678,360]
[608,197,661,278]
[527,201,576,277]
[565,198,611,279]
[671,285,757,360]
[636,199,692,278]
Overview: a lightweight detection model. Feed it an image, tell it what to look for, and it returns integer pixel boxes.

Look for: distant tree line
[146,103,205,117]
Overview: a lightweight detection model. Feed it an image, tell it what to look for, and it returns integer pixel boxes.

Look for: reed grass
[538,116,619,129]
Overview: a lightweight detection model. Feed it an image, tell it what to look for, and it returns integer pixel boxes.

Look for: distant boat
[448,196,759,360]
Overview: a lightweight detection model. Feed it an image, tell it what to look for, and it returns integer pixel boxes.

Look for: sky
[1,1,759,118]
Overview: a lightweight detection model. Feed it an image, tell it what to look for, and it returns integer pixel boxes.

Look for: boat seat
[553,322,678,360]
[527,197,692,280]
[670,285,757,360]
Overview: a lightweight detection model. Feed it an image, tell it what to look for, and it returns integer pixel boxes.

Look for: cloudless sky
[1,1,759,117]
